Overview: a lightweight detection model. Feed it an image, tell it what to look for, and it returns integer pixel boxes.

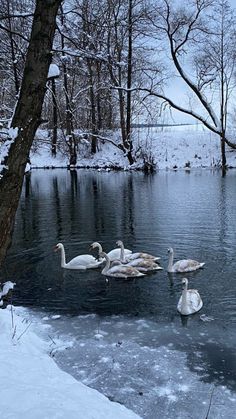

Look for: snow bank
[30,127,236,170]
[0,306,140,419]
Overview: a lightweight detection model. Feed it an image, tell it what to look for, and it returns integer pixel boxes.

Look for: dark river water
[2,168,236,417]
[3,168,236,322]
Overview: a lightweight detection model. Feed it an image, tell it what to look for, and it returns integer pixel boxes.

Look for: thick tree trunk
[0,0,61,267]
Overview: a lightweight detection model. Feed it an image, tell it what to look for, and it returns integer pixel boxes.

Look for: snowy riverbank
[0,305,140,419]
[30,127,236,170]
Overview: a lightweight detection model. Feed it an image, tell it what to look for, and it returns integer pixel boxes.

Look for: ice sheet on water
[29,312,235,419]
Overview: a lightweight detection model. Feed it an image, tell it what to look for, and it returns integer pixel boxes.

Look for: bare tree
[142,0,236,171]
[193,0,236,170]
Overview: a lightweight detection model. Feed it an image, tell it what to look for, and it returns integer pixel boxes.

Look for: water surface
[4,169,236,321]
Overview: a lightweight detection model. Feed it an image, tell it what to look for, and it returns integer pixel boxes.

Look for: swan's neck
[96,243,103,261]
[60,246,67,268]
[96,243,103,254]
[181,284,188,312]
[119,242,126,263]
[167,252,174,272]
[102,254,110,274]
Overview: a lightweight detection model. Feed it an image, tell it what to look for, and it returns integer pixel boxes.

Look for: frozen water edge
[26,309,236,419]
[0,306,141,419]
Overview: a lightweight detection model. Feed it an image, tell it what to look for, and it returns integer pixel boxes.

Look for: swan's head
[116,240,123,247]
[54,243,63,252]
[182,278,188,288]
[90,242,101,250]
[167,247,173,254]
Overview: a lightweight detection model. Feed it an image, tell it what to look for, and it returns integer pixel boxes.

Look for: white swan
[90,241,132,262]
[54,243,104,270]
[167,247,205,273]
[116,240,161,263]
[177,278,203,315]
[100,251,145,279]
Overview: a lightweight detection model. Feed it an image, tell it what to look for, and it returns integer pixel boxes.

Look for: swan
[54,243,104,270]
[126,258,163,272]
[100,251,145,279]
[90,241,132,262]
[116,240,161,263]
[177,278,203,315]
[167,247,205,273]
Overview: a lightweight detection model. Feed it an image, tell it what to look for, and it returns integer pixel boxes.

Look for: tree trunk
[7,0,20,95]
[51,77,58,156]
[88,60,97,154]
[126,0,132,148]
[221,131,226,176]
[60,5,77,167]
[0,0,61,267]
[125,0,134,166]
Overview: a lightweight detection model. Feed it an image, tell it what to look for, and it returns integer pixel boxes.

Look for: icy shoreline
[0,304,236,418]
[29,128,236,171]
[0,305,140,419]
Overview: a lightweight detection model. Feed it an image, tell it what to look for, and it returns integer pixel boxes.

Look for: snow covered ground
[0,305,140,419]
[30,126,236,170]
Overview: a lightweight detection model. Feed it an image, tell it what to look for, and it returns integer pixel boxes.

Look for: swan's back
[68,254,103,269]
[107,248,132,261]
[127,258,163,271]
[103,264,144,278]
[173,259,205,273]
[128,252,160,262]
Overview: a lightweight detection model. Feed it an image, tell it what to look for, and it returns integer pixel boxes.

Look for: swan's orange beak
[53,245,59,252]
